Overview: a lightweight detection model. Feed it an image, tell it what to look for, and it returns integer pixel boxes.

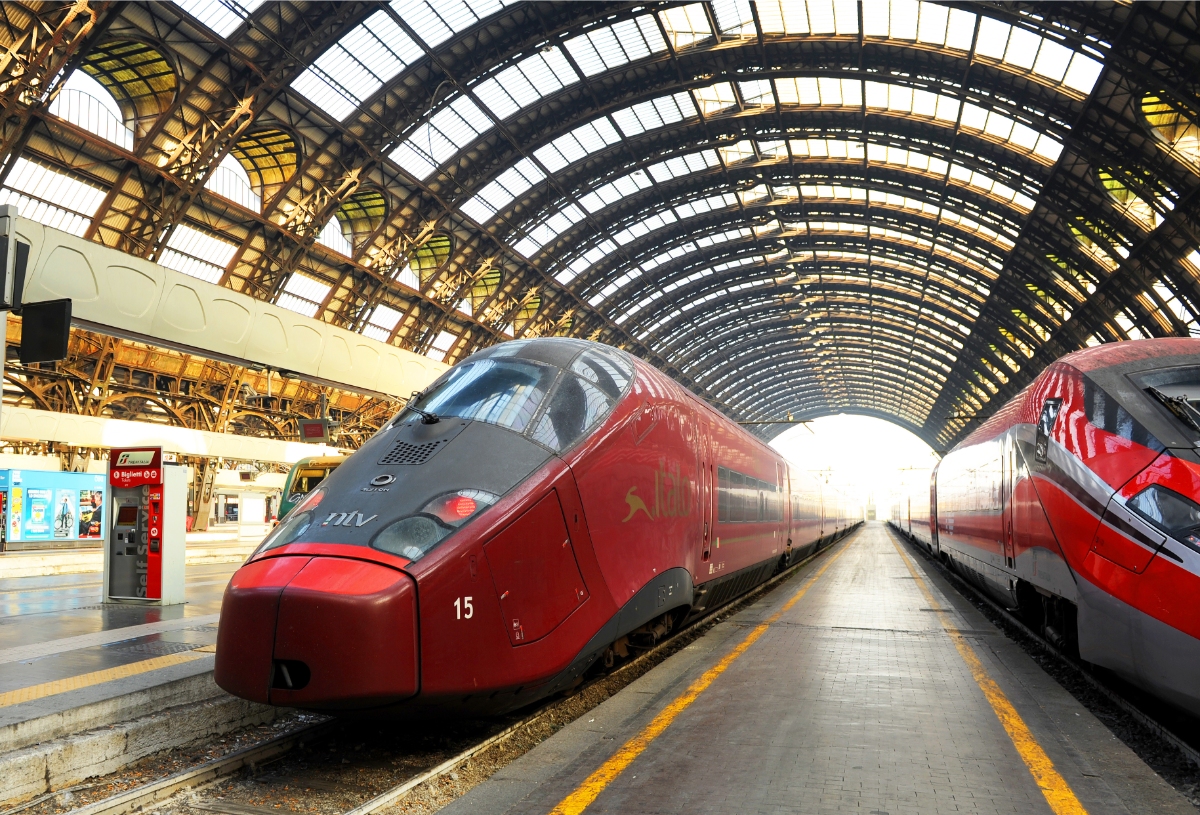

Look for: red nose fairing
[215,551,418,710]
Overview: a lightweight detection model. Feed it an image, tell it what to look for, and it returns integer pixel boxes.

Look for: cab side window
[1035,398,1062,463]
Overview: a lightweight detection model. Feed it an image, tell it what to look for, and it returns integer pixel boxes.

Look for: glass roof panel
[506,133,1030,261]
[693,83,739,116]
[533,119,622,172]
[278,272,332,318]
[563,15,667,77]
[316,216,352,256]
[0,156,106,237]
[659,4,715,50]
[513,203,587,257]
[711,0,757,37]
[569,210,1000,319]
[290,9,422,121]
[391,95,491,179]
[173,0,263,38]
[160,224,237,284]
[459,157,546,222]
[648,150,722,182]
[397,0,510,50]
[472,47,578,121]
[613,92,697,137]
[579,168,655,213]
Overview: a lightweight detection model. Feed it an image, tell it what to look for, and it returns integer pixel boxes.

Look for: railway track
[891,525,1200,782]
[6,530,856,815]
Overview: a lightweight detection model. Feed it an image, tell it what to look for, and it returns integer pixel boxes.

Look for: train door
[782,463,792,558]
[701,431,714,564]
[929,465,940,555]
[1002,435,1017,569]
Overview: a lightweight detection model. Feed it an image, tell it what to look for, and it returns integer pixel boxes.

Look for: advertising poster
[3,471,109,545]
[53,490,76,538]
[25,488,51,540]
[78,490,104,539]
[8,488,19,542]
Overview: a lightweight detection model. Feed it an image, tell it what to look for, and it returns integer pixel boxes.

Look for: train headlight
[1127,484,1200,546]
[371,489,499,562]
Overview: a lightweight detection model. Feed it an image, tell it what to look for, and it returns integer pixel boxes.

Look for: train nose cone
[216,556,311,703]
[215,556,419,710]
[272,557,419,708]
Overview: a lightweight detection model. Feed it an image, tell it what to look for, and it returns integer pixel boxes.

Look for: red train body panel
[892,339,1200,714]
[216,339,856,716]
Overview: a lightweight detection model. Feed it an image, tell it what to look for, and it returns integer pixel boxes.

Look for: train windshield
[396,348,633,452]
[1138,366,1200,437]
[407,359,557,433]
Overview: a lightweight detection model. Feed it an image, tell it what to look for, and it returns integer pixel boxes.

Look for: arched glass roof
[12,0,1199,449]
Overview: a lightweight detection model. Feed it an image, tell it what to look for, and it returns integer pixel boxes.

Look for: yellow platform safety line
[0,650,207,708]
[890,539,1088,815]
[549,540,852,815]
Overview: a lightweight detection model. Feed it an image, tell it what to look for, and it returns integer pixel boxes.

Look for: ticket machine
[106,447,186,604]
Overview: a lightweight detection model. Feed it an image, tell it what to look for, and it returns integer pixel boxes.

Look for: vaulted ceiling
[4,0,1199,449]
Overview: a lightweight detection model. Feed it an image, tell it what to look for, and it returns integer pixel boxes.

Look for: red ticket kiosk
[106,447,186,604]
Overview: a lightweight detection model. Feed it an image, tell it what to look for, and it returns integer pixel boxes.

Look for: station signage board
[109,447,163,488]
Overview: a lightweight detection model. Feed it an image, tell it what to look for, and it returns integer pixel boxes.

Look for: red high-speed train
[892,338,1200,714]
[216,338,855,715]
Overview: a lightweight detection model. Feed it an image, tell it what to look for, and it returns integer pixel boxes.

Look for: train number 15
[454,596,474,619]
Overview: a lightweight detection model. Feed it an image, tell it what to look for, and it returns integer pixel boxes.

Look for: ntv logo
[622,459,694,523]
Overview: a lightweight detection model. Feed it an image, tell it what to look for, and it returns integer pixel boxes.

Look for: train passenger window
[410,359,556,433]
[529,374,613,451]
[716,466,781,523]
[571,350,632,400]
[1035,398,1062,464]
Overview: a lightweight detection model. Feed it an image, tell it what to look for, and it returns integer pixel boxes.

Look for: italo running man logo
[622,460,693,522]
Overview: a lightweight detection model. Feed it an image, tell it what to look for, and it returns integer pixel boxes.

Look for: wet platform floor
[0,563,236,717]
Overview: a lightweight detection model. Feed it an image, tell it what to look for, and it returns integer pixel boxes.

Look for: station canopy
[9,0,1200,449]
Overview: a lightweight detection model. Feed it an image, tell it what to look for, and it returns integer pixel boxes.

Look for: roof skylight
[398,0,510,49]
[460,157,546,222]
[317,216,353,256]
[277,272,332,318]
[290,9,422,121]
[0,157,106,237]
[563,15,667,77]
[205,153,260,212]
[173,0,263,38]
[48,70,133,150]
[660,4,715,50]
[392,95,492,179]
[363,304,403,342]
[160,224,238,284]
[472,47,578,121]
[534,119,622,173]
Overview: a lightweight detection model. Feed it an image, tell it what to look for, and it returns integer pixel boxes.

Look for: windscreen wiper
[405,390,441,424]
[1146,386,1200,433]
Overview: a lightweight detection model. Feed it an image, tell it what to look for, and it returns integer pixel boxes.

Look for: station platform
[0,529,256,579]
[444,523,1192,815]
[0,560,276,805]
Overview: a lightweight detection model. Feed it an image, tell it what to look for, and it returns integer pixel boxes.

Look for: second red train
[893,338,1200,715]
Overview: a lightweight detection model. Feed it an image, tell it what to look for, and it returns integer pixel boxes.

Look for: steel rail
[41,720,336,815]
[889,524,1200,771]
